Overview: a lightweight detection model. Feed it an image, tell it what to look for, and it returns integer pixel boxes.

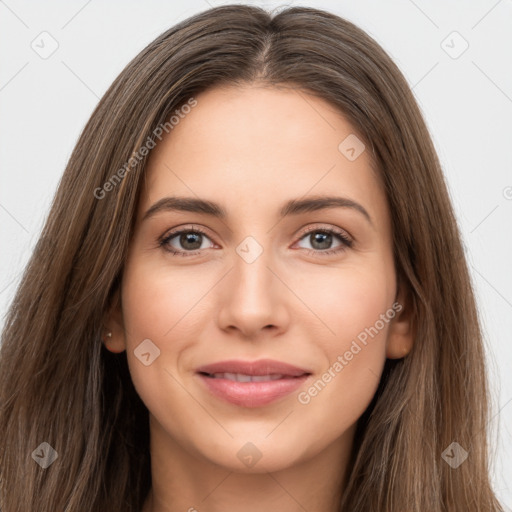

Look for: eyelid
[297,223,353,242]
[160,223,211,239]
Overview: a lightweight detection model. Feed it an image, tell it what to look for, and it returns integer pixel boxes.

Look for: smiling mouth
[194,358,312,407]
[195,358,311,377]
[199,372,307,382]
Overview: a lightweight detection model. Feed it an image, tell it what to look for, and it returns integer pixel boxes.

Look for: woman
[0,4,505,511]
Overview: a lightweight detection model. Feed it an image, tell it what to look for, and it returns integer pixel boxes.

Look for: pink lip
[195,358,312,408]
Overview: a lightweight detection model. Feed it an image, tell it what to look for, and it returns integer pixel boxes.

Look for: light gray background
[1,0,511,506]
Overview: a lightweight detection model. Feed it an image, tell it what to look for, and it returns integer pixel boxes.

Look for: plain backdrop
[1,0,511,507]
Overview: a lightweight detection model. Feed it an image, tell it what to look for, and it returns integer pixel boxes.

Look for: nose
[216,244,291,340]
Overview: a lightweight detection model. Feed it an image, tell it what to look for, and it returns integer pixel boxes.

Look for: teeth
[211,373,285,382]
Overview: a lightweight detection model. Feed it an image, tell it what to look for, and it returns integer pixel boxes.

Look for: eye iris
[311,232,332,250]
[180,232,202,250]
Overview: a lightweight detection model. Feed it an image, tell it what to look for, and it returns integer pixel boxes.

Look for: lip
[195,358,312,408]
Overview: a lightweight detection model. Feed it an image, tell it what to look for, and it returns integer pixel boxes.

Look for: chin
[196,436,307,474]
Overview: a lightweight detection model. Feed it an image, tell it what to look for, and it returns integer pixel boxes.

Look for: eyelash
[158,224,353,258]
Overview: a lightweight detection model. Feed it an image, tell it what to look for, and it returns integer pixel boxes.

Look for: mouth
[195,359,312,407]
[199,372,295,382]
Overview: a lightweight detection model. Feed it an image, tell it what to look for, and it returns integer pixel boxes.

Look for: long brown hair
[0,4,504,511]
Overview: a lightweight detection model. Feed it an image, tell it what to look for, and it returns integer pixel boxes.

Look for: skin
[103,84,413,512]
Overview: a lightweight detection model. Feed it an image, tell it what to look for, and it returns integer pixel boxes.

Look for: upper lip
[196,359,311,377]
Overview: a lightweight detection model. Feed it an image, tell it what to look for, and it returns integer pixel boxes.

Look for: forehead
[139,84,388,227]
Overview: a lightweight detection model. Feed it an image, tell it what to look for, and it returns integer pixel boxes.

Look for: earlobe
[101,289,127,354]
[385,283,414,360]
[102,328,126,353]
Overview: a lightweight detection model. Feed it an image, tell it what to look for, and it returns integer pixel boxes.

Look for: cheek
[295,262,393,351]
[118,256,206,403]
[120,255,208,344]
[293,264,393,426]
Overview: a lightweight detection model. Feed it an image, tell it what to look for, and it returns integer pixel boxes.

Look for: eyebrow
[142,195,374,227]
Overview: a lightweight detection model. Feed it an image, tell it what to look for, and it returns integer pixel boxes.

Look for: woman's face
[110,84,412,473]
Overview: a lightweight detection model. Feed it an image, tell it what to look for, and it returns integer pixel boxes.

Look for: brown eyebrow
[142,195,374,227]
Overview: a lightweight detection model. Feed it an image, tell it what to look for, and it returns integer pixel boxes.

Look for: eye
[294,225,353,256]
[158,225,215,256]
[158,224,353,258]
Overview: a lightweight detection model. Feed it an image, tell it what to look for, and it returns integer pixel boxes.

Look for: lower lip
[197,373,310,407]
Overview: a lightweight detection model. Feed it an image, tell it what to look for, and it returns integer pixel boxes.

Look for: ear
[101,288,127,354]
[385,280,414,359]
